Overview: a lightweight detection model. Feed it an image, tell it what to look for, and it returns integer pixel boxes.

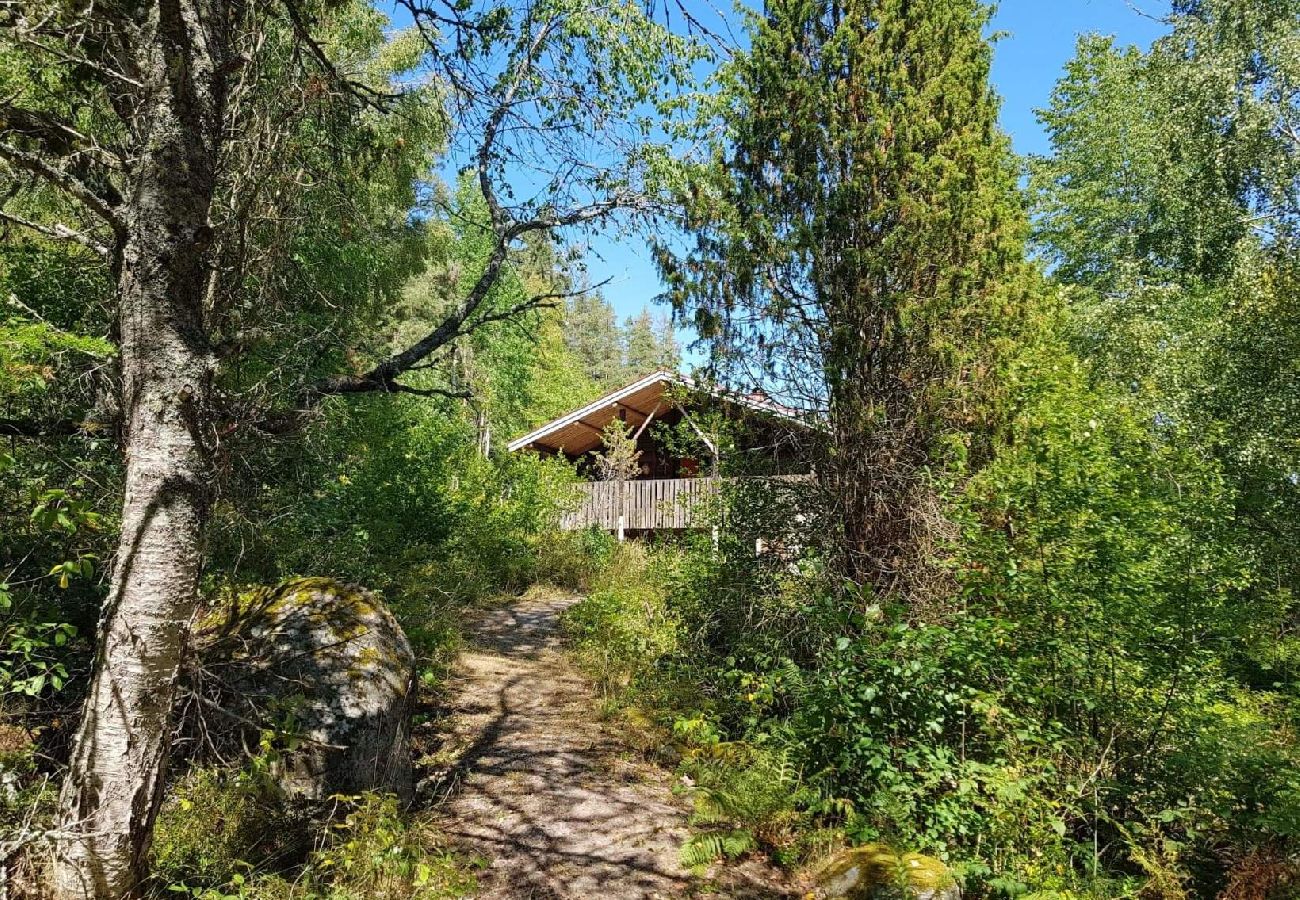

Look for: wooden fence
[560,478,721,532]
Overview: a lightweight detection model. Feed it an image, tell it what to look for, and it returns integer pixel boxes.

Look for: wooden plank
[559,475,813,532]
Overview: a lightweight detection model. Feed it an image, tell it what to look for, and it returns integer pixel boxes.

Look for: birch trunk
[52,1,226,894]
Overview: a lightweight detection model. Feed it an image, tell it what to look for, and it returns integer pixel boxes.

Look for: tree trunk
[53,1,225,895]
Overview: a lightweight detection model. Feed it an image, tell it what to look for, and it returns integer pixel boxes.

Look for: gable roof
[507,370,804,456]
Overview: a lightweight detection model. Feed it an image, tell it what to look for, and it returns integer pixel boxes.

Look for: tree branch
[280,0,402,111]
[0,103,125,170]
[0,142,122,230]
[0,418,108,438]
[460,275,612,337]
[390,383,471,400]
[0,208,112,257]
[285,5,654,409]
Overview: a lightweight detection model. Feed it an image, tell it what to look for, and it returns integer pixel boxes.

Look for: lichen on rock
[816,843,960,900]
[189,577,416,804]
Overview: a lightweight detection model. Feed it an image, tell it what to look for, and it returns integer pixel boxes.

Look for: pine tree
[662,0,1033,599]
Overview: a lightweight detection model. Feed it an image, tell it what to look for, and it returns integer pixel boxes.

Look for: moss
[202,577,384,644]
[283,577,378,641]
[899,853,957,891]
[817,843,957,899]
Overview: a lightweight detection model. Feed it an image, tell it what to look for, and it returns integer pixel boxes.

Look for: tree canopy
[2,0,1299,897]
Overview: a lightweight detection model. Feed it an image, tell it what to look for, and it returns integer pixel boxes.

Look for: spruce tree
[564,293,627,387]
[661,0,1033,600]
[623,309,680,376]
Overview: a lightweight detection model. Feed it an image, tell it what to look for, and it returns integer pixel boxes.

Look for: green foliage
[560,357,1298,890]
[533,527,618,592]
[563,296,680,391]
[151,768,300,891]
[209,278,585,611]
[591,419,643,482]
[293,794,479,899]
[661,0,1040,587]
[1019,2,1300,892]
[679,828,758,869]
[152,783,477,900]
[0,317,113,405]
[0,618,76,697]
[0,480,108,704]
[564,543,681,697]
[553,2,1299,897]
[0,250,117,715]
[620,309,679,378]
[678,741,817,867]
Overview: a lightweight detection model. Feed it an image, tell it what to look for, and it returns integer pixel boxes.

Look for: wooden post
[617,514,626,542]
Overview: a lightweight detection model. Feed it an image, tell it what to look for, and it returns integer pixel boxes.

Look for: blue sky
[389,1,1173,337]
[583,0,1173,326]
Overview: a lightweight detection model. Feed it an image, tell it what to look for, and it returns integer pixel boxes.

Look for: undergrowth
[559,529,1300,898]
[152,780,480,899]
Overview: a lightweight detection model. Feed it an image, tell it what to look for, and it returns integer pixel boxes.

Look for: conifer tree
[565,293,627,387]
[623,309,680,376]
[662,0,1033,599]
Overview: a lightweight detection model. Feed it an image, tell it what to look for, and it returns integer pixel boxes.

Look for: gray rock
[193,577,416,803]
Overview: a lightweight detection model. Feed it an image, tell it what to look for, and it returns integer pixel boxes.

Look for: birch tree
[0,0,693,893]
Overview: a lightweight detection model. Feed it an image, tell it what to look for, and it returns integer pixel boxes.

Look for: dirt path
[419,589,794,899]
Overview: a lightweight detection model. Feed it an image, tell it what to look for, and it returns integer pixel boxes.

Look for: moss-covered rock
[192,577,416,803]
[816,843,960,899]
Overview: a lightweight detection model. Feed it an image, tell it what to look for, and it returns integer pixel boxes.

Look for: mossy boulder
[192,577,416,803]
[816,843,960,900]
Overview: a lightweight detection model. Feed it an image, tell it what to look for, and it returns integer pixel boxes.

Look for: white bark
[52,0,226,894]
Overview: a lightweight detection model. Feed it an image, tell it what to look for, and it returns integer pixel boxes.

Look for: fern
[680,828,757,868]
[678,742,820,868]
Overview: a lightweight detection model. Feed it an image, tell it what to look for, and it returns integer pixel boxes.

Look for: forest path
[420,587,794,899]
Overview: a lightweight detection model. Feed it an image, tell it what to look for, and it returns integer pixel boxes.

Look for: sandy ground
[419,590,796,900]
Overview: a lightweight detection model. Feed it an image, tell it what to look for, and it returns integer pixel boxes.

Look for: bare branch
[0,418,109,439]
[460,275,613,336]
[0,208,112,257]
[0,142,122,229]
[389,383,471,400]
[0,104,125,169]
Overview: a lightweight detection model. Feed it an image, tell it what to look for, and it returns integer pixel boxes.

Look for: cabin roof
[507,370,803,456]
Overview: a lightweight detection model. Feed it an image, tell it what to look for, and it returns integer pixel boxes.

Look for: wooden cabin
[508,371,811,535]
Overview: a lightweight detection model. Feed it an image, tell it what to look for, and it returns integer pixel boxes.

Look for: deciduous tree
[0,0,692,892]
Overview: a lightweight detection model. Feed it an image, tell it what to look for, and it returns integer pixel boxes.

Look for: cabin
[507,371,811,536]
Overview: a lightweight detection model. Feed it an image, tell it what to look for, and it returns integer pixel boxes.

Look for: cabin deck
[560,475,813,533]
[560,477,720,532]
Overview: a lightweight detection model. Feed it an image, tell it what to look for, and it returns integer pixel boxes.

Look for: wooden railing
[560,478,721,532]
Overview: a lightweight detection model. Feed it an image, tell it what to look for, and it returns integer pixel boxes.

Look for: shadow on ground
[422,591,795,899]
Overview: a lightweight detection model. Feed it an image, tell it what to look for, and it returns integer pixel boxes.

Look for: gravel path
[422,589,793,899]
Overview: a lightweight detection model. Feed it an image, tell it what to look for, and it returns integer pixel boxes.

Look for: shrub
[151,785,478,900]
[534,527,617,591]
[676,735,820,868]
[296,793,479,899]
[563,542,679,699]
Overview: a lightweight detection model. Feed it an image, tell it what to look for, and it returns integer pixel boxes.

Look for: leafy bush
[534,527,618,591]
[676,735,820,868]
[293,794,479,899]
[209,396,578,611]
[152,783,478,900]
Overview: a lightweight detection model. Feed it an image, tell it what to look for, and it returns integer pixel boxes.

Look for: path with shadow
[422,589,794,899]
